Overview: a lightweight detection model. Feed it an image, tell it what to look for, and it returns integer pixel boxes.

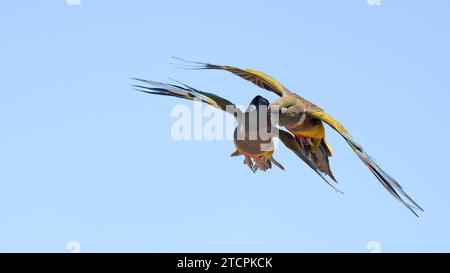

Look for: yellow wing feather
[223,66,288,97]
[310,111,351,136]
[308,109,423,216]
[172,57,288,97]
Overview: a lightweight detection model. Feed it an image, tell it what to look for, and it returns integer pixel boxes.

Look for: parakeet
[173,58,422,216]
[132,78,341,192]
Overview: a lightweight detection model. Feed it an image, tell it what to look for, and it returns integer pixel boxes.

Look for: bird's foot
[243,156,255,173]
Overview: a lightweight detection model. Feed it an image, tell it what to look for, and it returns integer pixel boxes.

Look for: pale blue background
[1,0,449,252]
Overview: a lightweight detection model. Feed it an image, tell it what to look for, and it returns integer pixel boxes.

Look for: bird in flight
[172,57,423,216]
[132,78,342,192]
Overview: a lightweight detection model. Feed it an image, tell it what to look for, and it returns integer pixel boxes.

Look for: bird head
[238,95,273,138]
[269,97,303,127]
[246,95,270,112]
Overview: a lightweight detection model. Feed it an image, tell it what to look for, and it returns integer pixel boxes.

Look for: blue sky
[1,0,449,252]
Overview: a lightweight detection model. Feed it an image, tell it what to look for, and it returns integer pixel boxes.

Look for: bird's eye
[281,107,288,114]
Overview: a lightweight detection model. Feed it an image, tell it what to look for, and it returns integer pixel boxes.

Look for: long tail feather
[299,149,344,194]
[278,130,343,193]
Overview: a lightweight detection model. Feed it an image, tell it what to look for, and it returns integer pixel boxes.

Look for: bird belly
[233,126,274,160]
[233,139,274,160]
[290,120,326,152]
[291,121,325,140]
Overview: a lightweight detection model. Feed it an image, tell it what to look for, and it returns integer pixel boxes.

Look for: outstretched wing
[308,110,423,216]
[173,57,288,97]
[132,78,241,118]
[277,129,343,194]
